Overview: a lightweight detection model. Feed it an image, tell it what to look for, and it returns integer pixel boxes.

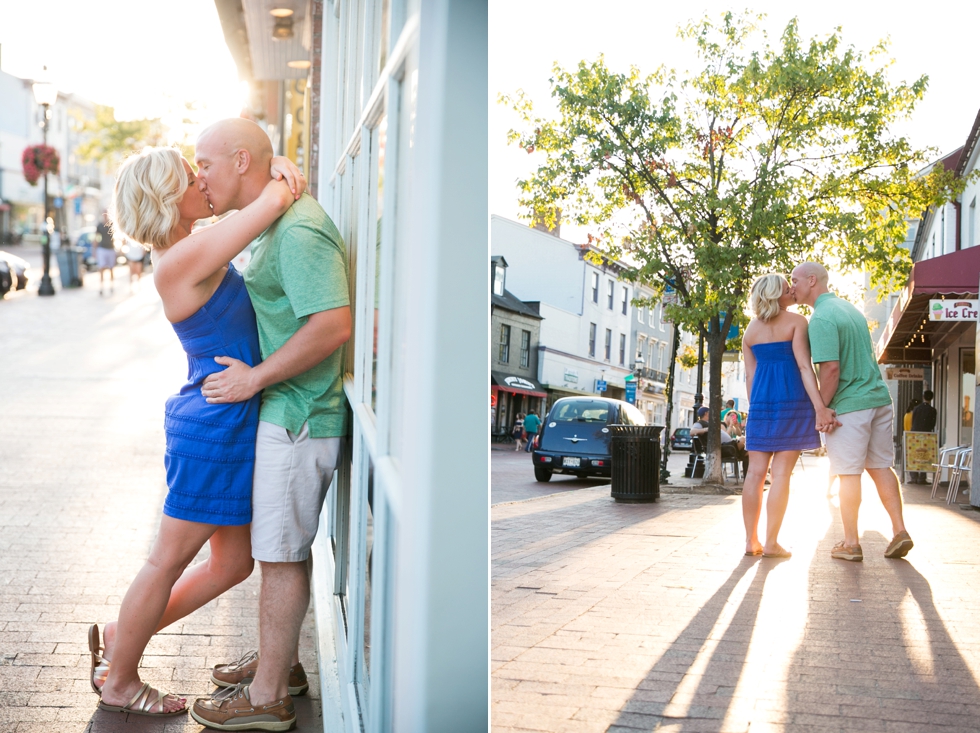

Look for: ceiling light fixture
[272,15,294,40]
[287,60,311,69]
[270,8,294,17]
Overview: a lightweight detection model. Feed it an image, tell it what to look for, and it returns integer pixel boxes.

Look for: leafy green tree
[502,12,958,482]
[75,105,167,166]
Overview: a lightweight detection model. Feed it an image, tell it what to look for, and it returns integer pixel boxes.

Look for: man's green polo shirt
[244,194,349,438]
[808,292,891,416]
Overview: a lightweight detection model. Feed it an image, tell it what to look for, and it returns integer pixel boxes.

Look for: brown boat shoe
[191,683,296,732]
[211,650,309,696]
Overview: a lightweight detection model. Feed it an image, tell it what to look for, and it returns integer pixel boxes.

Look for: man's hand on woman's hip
[202,356,260,403]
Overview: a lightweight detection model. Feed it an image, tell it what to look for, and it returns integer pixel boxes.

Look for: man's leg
[247,561,310,704]
[867,467,907,537]
[837,474,863,546]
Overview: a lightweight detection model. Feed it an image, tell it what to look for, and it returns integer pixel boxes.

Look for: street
[0,249,323,732]
[492,450,980,732]
[493,443,766,506]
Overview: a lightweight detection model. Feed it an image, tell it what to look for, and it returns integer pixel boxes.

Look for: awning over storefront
[876,246,980,364]
[491,371,547,397]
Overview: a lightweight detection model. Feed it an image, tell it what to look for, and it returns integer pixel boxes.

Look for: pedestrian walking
[791,261,914,562]
[909,390,938,483]
[123,235,146,290]
[193,118,352,731]
[86,146,306,718]
[95,211,116,296]
[523,410,541,452]
[741,274,837,559]
[513,413,525,451]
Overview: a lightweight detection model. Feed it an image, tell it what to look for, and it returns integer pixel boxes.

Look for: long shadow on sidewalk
[774,504,980,731]
[603,557,775,730]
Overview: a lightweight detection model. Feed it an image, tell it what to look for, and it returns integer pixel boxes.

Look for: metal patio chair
[930,446,967,500]
[945,448,972,506]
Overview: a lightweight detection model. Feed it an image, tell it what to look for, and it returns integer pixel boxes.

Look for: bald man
[791,262,913,563]
[190,119,351,731]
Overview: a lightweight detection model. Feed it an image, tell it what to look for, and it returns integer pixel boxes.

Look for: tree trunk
[701,324,728,484]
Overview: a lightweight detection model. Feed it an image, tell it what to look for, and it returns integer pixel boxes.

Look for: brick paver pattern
[0,272,322,732]
[492,457,980,732]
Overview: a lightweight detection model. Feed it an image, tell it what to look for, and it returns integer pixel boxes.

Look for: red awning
[876,246,980,364]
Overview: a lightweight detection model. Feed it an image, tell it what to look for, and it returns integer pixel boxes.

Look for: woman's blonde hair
[109,147,186,251]
[749,273,788,322]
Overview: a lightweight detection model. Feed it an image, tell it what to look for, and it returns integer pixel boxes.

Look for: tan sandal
[88,624,110,696]
[98,681,187,717]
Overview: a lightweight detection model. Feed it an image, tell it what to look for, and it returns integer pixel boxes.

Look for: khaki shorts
[251,421,341,563]
[825,405,894,475]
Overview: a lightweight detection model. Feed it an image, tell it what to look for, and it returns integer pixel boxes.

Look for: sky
[0,0,244,139]
[489,0,980,244]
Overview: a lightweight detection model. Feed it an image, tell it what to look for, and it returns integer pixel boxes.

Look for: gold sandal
[98,681,187,717]
[88,624,110,696]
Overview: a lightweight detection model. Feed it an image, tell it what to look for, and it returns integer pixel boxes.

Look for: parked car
[0,250,30,294]
[670,427,693,451]
[531,396,646,482]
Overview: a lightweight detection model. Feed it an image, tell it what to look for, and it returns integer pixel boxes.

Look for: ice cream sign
[929,299,980,321]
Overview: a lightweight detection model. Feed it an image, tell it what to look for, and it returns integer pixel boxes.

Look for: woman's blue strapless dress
[745,340,821,453]
[162,265,261,525]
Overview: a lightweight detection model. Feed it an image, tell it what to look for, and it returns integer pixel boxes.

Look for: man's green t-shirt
[523,414,541,434]
[244,194,349,438]
[808,292,891,416]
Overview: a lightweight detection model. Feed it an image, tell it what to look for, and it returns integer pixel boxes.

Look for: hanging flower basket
[22,144,60,186]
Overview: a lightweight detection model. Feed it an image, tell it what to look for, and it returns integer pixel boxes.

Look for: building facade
[629,284,672,424]
[491,255,546,438]
[217,1,487,731]
[875,116,980,503]
[0,68,107,244]
[491,215,634,407]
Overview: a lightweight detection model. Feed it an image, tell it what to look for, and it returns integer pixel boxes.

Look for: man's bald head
[790,261,830,307]
[194,118,274,214]
[198,118,273,164]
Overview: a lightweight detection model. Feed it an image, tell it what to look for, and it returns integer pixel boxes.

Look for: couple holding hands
[740,263,913,563]
[86,118,350,732]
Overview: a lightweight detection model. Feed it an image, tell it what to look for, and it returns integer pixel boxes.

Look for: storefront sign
[503,376,536,391]
[929,299,980,321]
[563,368,578,383]
[903,432,938,474]
[886,367,924,381]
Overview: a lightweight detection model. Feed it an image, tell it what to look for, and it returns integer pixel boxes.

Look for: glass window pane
[961,349,975,445]
[371,116,387,413]
[364,456,375,676]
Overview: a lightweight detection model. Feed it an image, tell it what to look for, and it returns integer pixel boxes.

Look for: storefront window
[961,349,975,445]
[371,116,387,413]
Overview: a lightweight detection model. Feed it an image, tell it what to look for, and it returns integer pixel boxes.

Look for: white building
[217,1,487,730]
[491,215,634,405]
[0,68,107,243]
[875,117,980,502]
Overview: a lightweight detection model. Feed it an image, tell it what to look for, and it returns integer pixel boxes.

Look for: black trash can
[610,424,664,502]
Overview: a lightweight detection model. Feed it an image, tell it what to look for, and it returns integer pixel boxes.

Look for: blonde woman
[87,147,304,718]
[741,274,838,558]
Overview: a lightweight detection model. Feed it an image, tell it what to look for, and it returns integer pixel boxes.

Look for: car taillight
[594,460,605,467]
[540,456,552,463]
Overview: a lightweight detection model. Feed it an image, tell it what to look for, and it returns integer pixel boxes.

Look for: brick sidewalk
[0,277,321,732]
[493,458,980,732]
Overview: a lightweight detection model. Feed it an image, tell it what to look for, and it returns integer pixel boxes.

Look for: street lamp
[32,76,58,297]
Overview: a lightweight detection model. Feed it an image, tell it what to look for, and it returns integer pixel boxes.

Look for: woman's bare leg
[102,525,253,659]
[742,451,772,554]
[762,451,800,554]
[100,517,219,713]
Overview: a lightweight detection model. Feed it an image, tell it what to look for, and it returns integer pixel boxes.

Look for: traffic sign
[625,381,637,404]
[596,380,608,392]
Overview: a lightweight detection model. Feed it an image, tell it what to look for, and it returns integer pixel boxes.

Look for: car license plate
[563,457,581,467]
